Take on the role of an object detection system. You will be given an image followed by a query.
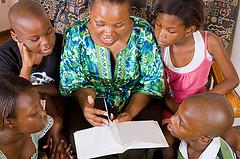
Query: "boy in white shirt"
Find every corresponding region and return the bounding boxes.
[167,93,239,159]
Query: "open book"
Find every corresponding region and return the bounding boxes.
[74,120,169,159]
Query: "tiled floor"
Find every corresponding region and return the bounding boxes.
[1,31,240,156]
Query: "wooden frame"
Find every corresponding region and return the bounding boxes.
[212,62,240,117]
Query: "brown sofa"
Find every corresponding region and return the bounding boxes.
[38,0,240,116]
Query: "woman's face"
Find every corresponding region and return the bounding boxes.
[88,1,132,47]
[12,87,47,134]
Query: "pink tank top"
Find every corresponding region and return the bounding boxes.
[163,31,213,104]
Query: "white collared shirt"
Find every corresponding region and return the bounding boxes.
[178,137,237,159]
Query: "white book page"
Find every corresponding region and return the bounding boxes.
[74,126,123,159]
[110,121,123,146]
[116,121,169,149]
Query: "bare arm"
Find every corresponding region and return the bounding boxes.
[17,41,36,80]
[20,65,32,80]
[36,83,59,96]
[74,88,96,109]
[43,95,66,156]
[163,72,179,113]
[165,95,179,113]
[17,42,59,96]
[207,32,239,94]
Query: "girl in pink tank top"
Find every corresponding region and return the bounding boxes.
[153,0,239,159]
[162,30,213,104]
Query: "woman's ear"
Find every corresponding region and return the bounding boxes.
[10,30,19,43]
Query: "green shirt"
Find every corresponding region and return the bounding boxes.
[178,137,239,159]
[60,16,164,113]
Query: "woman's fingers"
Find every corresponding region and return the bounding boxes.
[115,112,132,123]
[84,106,109,126]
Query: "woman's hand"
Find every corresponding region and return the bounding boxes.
[82,95,109,127]
[115,94,151,123]
[115,111,133,123]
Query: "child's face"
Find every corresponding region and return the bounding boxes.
[13,15,56,56]
[12,87,47,134]
[154,13,188,48]
[167,103,199,140]
[88,1,132,47]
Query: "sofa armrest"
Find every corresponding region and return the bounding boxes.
[212,62,240,117]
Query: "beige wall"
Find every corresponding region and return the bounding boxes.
[231,7,240,94]
[0,0,18,32]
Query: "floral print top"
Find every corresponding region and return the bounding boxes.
[60,16,164,113]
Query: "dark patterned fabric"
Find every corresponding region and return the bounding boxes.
[38,0,239,48]
[131,0,160,24]
[38,0,89,34]
[38,0,160,34]
[204,0,239,47]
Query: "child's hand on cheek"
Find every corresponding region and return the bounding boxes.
[17,41,36,68]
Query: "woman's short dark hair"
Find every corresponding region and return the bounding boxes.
[155,0,204,30]
[89,0,132,9]
[0,74,32,127]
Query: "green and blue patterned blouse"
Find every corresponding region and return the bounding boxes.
[60,16,164,113]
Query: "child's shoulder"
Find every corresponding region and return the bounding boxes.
[199,30,223,54]
[199,30,221,44]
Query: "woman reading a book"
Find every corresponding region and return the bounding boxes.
[60,0,164,158]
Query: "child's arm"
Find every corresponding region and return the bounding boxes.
[165,95,179,113]
[17,41,36,80]
[207,31,239,94]
[164,72,179,113]
[43,95,66,155]
[36,83,59,96]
